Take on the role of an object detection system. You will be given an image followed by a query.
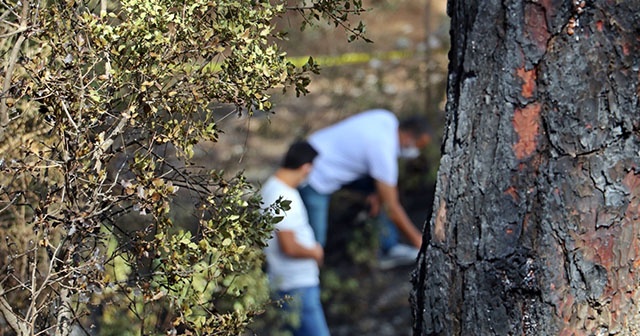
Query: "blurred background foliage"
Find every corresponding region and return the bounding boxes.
[243,1,449,334]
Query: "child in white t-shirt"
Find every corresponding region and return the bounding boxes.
[262,141,329,336]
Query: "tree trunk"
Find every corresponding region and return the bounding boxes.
[411,1,640,335]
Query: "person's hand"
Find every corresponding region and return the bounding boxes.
[312,243,324,267]
[409,231,423,249]
[366,193,381,217]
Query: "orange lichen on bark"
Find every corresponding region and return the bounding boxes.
[623,170,640,194]
[555,292,576,331]
[504,186,519,202]
[524,4,550,52]
[516,67,537,99]
[512,103,541,159]
[558,327,582,336]
[578,233,615,269]
[622,43,630,56]
[538,0,556,23]
[567,171,640,332]
[621,172,640,273]
[434,198,447,243]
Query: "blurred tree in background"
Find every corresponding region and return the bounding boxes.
[0,0,367,334]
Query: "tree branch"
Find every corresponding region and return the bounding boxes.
[0,26,28,39]
[0,0,30,141]
[0,283,28,335]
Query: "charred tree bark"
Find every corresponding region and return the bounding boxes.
[411,1,640,335]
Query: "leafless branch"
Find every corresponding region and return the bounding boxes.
[0,25,27,38]
[0,0,30,140]
[0,287,28,335]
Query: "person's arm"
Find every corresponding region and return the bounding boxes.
[277,230,324,266]
[375,180,423,248]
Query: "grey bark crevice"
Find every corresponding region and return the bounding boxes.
[443,0,479,154]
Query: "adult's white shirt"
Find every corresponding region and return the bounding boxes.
[307,109,400,194]
[262,176,320,291]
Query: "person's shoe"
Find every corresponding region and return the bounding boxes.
[378,244,419,270]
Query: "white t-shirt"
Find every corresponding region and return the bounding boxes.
[307,109,400,194]
[262,176,319,291]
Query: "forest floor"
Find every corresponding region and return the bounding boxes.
[199,0,450,334]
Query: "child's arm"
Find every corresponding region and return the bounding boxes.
[276,230,324,266]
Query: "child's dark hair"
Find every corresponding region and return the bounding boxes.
[281,141,318,169]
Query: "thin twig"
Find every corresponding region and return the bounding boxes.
[61,101,79,133]
[0,26,27,38]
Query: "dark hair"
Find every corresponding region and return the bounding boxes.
[399,115,432,137]
[281,141,318,169]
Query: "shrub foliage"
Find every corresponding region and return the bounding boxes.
[0,0,365,334]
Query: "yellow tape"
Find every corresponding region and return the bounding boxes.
[288,49,416,67]
[201,49,417,73]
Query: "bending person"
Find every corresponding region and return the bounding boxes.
[299,109,432,268]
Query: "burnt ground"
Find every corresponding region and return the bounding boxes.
[197,1,450,334]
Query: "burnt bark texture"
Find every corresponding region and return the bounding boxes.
[411,1,640,335]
